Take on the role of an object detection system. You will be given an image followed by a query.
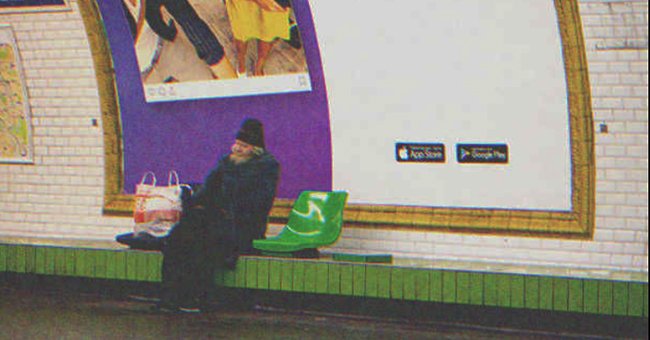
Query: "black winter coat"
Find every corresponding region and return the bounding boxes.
[190,151,280,255]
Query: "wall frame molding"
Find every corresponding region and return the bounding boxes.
[80,0,594,238]
[0,0,70,14]
[78,0,131,216]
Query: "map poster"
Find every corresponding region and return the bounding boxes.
[0,25,33,164]
[0,0,69,13]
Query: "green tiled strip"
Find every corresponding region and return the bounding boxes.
[0,244,647,318]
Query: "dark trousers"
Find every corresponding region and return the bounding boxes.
[160,208,225,307]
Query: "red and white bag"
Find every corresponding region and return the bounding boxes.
[133,171,189,237]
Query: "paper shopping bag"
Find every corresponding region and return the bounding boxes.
[133,171,189,236]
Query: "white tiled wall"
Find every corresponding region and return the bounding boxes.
[0,2,132,240]
[0,0,648,272]
[585,0,648,271]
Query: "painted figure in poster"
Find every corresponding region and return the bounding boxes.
[143,0,237,80]
[120,0,307,90]
[225,0,298,77]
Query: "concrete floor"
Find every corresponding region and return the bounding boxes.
[0,286,584,340]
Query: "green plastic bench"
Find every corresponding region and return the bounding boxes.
[253,191,348,256]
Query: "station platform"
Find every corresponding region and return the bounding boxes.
[1,236,647,323]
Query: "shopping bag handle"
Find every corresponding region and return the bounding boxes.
[140,171,156,186]
[168,170,180,186]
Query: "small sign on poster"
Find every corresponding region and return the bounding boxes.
[396,143,446,163]
[456,144,509,164]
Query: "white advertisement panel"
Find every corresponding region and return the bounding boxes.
[311,0,572,211]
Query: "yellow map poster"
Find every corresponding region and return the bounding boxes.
[0,25,32,163]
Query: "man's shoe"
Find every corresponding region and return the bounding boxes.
[178,305,201,313]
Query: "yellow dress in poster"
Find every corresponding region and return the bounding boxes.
[225,0,290,42]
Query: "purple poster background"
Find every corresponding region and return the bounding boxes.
[97,0,332,198]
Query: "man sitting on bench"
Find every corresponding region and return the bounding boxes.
[157,118,280,313]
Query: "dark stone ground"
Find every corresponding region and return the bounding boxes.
[1,275,646,339]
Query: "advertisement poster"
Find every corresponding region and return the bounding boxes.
[100,0,574,213]
[311,0,572,210]
[121,0,311,102]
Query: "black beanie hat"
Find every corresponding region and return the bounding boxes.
[236,118,265,148]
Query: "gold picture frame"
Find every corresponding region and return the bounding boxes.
[79,0,594,239]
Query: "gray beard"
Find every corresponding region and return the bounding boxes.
[229,153,253,165]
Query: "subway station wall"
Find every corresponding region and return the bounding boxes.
[0,0,647,272]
